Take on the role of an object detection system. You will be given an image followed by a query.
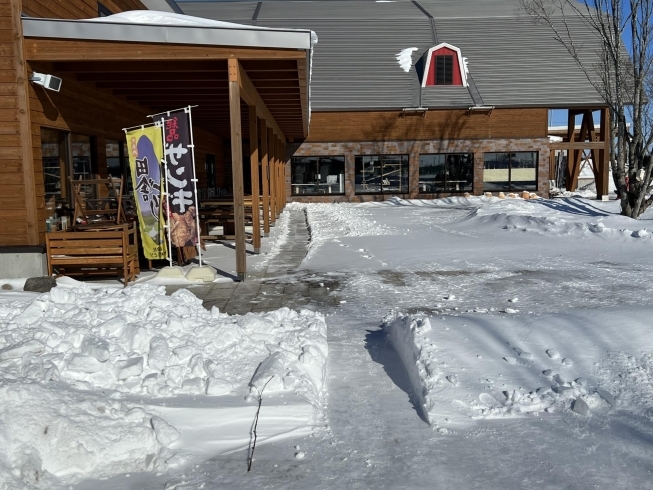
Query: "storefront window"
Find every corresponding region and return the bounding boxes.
[106,140,131,192]
[291,156,345,195]
[41,128,68,216]
[483,152,537,191]
[419,153,473,193]
[355,155,409,194]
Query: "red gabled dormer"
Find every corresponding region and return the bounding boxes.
[422,43,467,87]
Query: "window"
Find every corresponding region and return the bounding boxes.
[98,3,113,16]
[291,156,345,195]
[483,152,538,191]
[435,55,453,85]
[422,43,466,87]
[419,153,473,193]
[355,155,409,194]
[106,140,131,191]
[41,128,69,217]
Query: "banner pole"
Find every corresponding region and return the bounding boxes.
[158,119,173,268]
[185,105,204,267]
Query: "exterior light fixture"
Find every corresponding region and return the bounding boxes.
[29,72,62,92]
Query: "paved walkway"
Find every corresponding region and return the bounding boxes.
[166,209,340,315]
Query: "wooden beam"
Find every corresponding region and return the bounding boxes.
[54,61,227,73]
[598,107,610,199]
[24,39,307,62]
[549,141,606,150]
[12,0,38,245]
[249,105,261,253]
[297,57,309,137]
[228,59,247,280]
[260,119,271,236]
[238,64,285,141]
[268,127,277,224]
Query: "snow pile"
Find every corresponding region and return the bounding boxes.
[296,202,395,258]
[256,206,292,269]
[396,47,418,72]
[385,313,444,427]
[386,311,625,427]
[0,284,328,486]
[0,382,163,489]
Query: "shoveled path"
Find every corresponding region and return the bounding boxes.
[166,209,340,314]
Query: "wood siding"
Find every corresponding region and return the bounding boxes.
[305,108,549,143]
[0,0,147,246]
[22,0,145,19]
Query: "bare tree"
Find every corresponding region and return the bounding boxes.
[520,0,653,217]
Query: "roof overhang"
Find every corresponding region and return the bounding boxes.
[22,13,314,139]
[21,16,313,51]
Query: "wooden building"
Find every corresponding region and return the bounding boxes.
[182,0,611,204]
[1,0,611,277]
[0,0,313,278]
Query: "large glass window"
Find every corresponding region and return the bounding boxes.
[41,128,68,217]
[435,55,454,85]
[419,153,473,193]
[484,152,538,191]
[355,155,409,194]
[291,156,345,195]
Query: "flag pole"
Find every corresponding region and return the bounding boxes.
[185,105,203,267]
[158,119,173,268]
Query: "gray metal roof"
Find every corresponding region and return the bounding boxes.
[180,0,607,110]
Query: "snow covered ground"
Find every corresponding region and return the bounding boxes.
[0,284,327,489]
[3,195,653,488]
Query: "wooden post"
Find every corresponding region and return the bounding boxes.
[281,142,287,209]
[276,137,282,217]
[260,120,271,236]
[268,127,277,225]
[228,59,247,281]
[598,107,610,199]
[11,0,39,245]
[248,106,261,253]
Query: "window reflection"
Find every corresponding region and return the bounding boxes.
[291,156,345,195]
[483,152,537,191]
[419,153,473,193]
[355,155,409,194]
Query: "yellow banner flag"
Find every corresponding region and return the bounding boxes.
[125,126,168,260]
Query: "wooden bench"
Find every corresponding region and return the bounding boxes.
[45,223,139,287]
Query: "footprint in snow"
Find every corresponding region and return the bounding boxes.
[561,358,573,366]
[546,349,560,359]
[503,356,517,365]
[513,347,533,359]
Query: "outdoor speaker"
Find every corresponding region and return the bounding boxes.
[29,72,62,92]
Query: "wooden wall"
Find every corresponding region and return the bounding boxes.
[0,0,147,246]
[22,0,145,19]
[305,108,548,143]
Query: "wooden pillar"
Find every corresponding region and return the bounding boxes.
[228,59,247,281]
[11,0,38,245]
[268,128,277,224]
[260,120,271,236]
[277,138,283,215]
[248,106,261,253]
[597,107,610,199]
[279,141,286,210]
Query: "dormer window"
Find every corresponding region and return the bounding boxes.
[435,55,453,85]
[421,43,467,88]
